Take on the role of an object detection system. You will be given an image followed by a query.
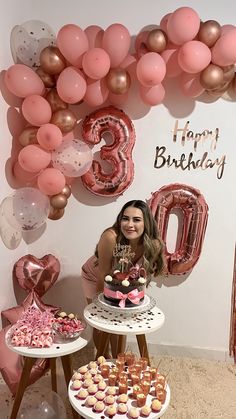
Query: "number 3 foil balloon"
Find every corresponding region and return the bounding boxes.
[149,183,209,275]
[81,106,135,197]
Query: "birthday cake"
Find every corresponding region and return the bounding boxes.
[103,245,147,308]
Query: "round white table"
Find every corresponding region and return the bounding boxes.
[68,361,170,419]
[84,294,165,363]
[6,329,88,419]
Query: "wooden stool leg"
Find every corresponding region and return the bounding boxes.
[96,332,111,358]
[50,358,57,392]
[10,357,37,419]
[117,335,126,354]
[136,335,150,365]
[61,355,79,419]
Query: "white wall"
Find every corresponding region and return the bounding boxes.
[0,0,236,360]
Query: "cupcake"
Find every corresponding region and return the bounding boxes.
[94,401,105,413]
[84,372,93,380]
[95,391,106,401]
[89,361,97,369]
[87,384,98,395]
[76,389,88,400]
[104,395,115,405]
[105,404,117,416]
[90,368,98,376]
[140,405,151,417]
[71,379,82,390]
[128,407,140,419]
[97,356,106,365]
[93,373,103,383]
[86,396,97,407]
[151,399,162,412]
[106,386,117,395]
[117,393,128,403]
[83,378,94,388]
[78,365,88,374]
[117,403,128,414]
[71,371,82,381]
[98,380,107,391]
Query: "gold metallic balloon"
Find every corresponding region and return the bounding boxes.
[50,109,77,133]
[18,126,39,147]
[146,29,167,53]
[198,20,221,47]
[222,65,235,84]
[50,194,68,209]
[40,46,66,75]
[207,81,230,97]
[48,207,65,220]
[200,64,224,89]
[46,88,68,113]
[106,68,131,95]
[61,184,72,198]
[36,66,56,88]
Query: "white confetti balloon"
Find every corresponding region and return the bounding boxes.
[52,139,93,177]
[10,20,56,68]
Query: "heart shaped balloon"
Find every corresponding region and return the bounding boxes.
[13,254,60,296]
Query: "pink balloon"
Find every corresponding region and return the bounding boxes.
[102,23,131,68]
[37,123,63,151]
[82,48,110,79]
[56,24,89,66]
[161,46,182,78]
[160,13,172,33]
[167,7,200,45]
[212,28,236,66]
[84,25,104,48]
[180,72,205,97]
[139,83,165,106]
[13,161,38,186]
[120,54,137,79]
[37,168,66,195]
[136,52,166,86]
[56,66,87,104]
[22,95,52,126]
[221,24,235,35]
[18,145,51,172]
[4,64,44,98]
[178,41,211,73]
[135,31,149,59]
[83,78,109,107]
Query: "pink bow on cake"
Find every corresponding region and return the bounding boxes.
[104,288,144,308]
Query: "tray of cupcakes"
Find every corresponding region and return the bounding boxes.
[68,352,170,419]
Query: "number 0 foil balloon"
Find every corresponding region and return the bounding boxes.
[81,106,135,196]
[149,183,209,275]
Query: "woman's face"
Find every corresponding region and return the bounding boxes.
[120,206,145,242]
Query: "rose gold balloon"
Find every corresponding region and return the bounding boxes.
[146,29,167,53]
[18,126,38,147]
[207,81,230,97]
[48,207,65,220]
[61,184,72,198]
[51,109,77,133]
[222,65,235,84]
[46,88,68,113]
[198,20,221,47]
[40,46,66,75]
[36,66,56,88]
[106,68,131,95]
[200,64,224,89]
[50,193,68,209]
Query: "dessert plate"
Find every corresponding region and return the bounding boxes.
[95,293,156,313]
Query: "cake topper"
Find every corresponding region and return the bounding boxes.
[113,244,135,272]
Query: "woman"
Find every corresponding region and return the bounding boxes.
[81,200,165,355]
